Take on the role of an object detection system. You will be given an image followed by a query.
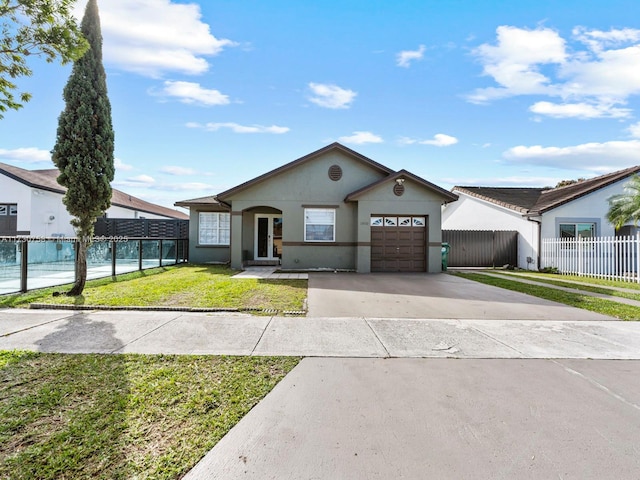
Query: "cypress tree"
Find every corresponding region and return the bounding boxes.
[51,0,114,296]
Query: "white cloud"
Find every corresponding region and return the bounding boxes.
[396,45,426,67]
[160,166,197,176]
[503,140,640,171]
[468,25,640,119]
[186,122,290,134]
[114,158,134,171]
[468,25,566,103]
[308,83,357,109]
[399,134,458,147]
[74,0,236,77]
[0,147,50,163]
[157,81,230,106]
[338,131,383,145]
[421,134,458,147]
[529,101,631,119]
[628,122,640,138]
[120,174,156,186]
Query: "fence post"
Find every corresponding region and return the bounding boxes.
[20,241,28,293]
[111,240,116,277]
[138,239,143,271]
[159,239,163,267]
[636,232,640,283]
[175,238,179,265]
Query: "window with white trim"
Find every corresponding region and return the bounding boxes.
[305,208,335,242]
[559,222,595,239]
[199,212,230,245]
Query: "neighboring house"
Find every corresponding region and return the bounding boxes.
[441,165,640,269]
[176,143,458,273]
[0,162,188,237]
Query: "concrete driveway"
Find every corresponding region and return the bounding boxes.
[307,272,615,320]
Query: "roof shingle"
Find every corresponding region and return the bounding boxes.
[0,163,188,220]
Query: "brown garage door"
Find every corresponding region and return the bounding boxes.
[371,216,427,272]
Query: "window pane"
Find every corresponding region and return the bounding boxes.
[577,223,594,238]
[305,208,336,241]
[199,212,230,245]
[559,224,576,238]
[305,225,334,241]
[306,209,334,224]
[370,217,382,226]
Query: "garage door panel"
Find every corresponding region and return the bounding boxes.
[370,216,427,272]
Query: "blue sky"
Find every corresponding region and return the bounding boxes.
[2,0,640,211]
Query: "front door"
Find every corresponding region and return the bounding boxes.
[255,215,282,260]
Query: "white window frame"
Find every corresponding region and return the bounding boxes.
[304,208,335,242]
[199,212,230,245]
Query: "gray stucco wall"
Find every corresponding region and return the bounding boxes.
[224,150,387,270]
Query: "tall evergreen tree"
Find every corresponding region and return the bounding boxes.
[51,0,113,296]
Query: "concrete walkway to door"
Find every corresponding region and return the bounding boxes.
[307,272,615,320]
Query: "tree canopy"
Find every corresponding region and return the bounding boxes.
[51,0,113,295]
[607,174,640,230]
[0,0,88,117]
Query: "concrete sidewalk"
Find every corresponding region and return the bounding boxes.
[184,357,640,480]
[1,308,640,359]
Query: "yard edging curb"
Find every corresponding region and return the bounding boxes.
[28,303,306,316]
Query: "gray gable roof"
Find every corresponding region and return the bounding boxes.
[0,162,188,220]
[454,165,640,215]
[216,142,394,201]
[345,169,458,203]
[452,187,543,214]
[174,195,230,210]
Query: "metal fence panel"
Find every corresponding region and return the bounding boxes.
[94,218,189,239]
[443,230,518,267]
[541,234,640,282]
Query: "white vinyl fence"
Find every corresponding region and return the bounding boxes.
[541,234,640,283]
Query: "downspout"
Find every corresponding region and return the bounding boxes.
[525,215,542,270]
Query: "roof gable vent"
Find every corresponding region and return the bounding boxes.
[328,164,343,181]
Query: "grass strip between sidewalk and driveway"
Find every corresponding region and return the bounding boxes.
[0,264,307,313]
[0,351,300,480]
[454,271,640,321]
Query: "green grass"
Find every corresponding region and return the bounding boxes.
[0,351,300,479]
[0,264,307,312]
[487,271,640,302]
[498,270,640,291]
[454,271,640,321]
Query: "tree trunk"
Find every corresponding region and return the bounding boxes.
[68,240,87,296]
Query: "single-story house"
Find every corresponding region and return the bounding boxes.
[176,142,458,272]
[441,165,640,269]
[0,162,188,237]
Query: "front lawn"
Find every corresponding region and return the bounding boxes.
[0,351,300,479]
[0,264,307,313]
[455,271,640,320]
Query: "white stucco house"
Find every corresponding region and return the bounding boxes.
[0,162,188,237]
[441,165,640,269]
